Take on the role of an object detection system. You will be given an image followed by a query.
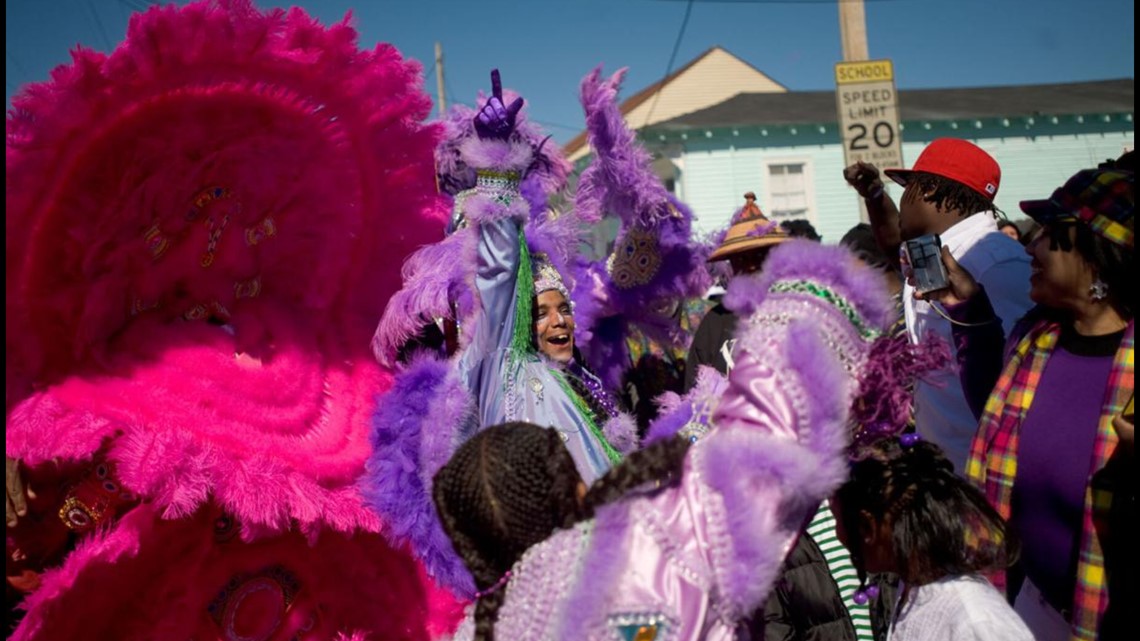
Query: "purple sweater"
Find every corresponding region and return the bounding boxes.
[948,291,1122,611]
[1012,328,1119,612]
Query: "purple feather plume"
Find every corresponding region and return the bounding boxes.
[359,356,477,597]
[569,67,711,386]
[850,331,951,454]
[372,229,477,366]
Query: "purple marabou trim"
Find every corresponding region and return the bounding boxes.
[745,220,780,238]
[644,366,725,445]
[602,413,638,454]
[780,321,853,459]
[359,356,476,596]
[701,320,850,615]
[436,94,570,197]
[851,331,950,452]
[461,191,530,224]
[459,136,532,173]
[372,229,476,366]
[644,399,692,446]
[723,240,893,333]
[553,501,633,640]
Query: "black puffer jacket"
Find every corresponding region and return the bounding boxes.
[751,534,895,641]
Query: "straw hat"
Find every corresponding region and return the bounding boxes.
[708,208,791,262]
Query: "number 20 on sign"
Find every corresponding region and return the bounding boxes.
[834,59,903,169]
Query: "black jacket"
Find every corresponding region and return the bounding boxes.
[683,302,737,391]
[753,534,895,641]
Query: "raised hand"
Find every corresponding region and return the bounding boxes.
[474,69,524,140]
[843,161,885,199]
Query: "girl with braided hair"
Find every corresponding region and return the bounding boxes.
[432,239,923,640]
[830,439,1031,640]
[432,422,588,641]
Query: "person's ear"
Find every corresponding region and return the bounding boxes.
[858,509,879,544]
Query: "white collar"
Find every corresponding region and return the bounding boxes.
[938,211,998,254]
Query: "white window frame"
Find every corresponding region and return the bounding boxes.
[762,157,817,225]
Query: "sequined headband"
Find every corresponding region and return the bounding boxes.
[533,260,569,300]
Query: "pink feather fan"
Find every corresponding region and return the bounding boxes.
[5,0,447,532]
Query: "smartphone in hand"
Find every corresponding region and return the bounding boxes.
[904,234,951,295]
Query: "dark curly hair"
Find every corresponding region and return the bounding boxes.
[1032,152,1135,320]
[906,171,1005,220]
[432,423,586,641]
[1038,222,1134,320]
[834,439,1015,587]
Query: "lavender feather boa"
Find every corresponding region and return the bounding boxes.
[359,355,477,596]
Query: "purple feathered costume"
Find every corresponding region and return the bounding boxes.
[447,240,911,640]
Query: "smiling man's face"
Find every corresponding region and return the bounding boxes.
[534,289,575,363]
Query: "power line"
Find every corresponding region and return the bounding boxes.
[643,0,695,127]
[651,0,899,4]
[118,0,152,12]
[82,0,114,51]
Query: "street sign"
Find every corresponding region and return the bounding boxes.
[835,59,903,170]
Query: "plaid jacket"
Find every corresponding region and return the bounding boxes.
[966,318,1134,641]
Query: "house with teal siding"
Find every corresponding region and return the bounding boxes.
[635,79,1134,243]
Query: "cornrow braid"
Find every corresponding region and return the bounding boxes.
[835,439,1015,586]
[432,422,586,641]
[583,434,692,512]
[908,172,1005,220]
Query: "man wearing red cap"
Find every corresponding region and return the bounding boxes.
[843,138,1032,473]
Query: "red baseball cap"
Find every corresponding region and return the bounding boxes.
[884,138,1001,201]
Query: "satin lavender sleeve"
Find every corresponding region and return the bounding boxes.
[463,216,521,361]
[708,352,800,442]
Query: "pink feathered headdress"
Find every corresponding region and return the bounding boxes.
[5,0,445,533]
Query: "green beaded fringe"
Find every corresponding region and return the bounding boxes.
[510,226,535,356]
[550,369,623,466]
[508,224,622,466]
[769,280,881,340]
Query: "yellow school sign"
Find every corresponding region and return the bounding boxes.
[835,59,903,170]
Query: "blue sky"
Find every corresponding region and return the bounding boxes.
[6,0,1135,144]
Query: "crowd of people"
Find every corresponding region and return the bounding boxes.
[4,3,1134,641]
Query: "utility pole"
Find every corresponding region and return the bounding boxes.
[838,0,871,221]
[838,0,869,62]
[434,41,446,117]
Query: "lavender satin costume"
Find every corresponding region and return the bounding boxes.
[451,241,895,641]
[457,210,618,482]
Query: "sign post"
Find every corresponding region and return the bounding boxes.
[835,59,903,221]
